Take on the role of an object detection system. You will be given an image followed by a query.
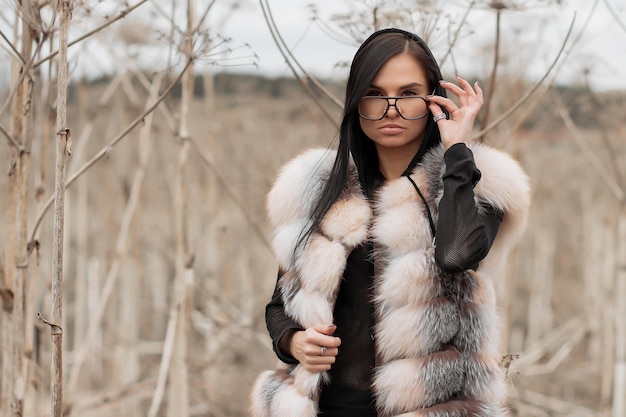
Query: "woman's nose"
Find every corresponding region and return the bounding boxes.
[386,101,400,118]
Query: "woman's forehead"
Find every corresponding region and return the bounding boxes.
[371,53,428,88]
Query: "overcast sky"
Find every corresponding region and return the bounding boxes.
[0,0,623,92]
[211,0,626,92]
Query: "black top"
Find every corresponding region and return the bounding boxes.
[264,143,503,417]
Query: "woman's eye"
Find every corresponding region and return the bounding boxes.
[402,90,419,96]
[365,90,382,97]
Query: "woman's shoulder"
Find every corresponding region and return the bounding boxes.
[469,142,532,245]
[266,148,337,226]
[468,142,530,202]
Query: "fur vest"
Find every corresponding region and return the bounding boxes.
[250,143,531,417]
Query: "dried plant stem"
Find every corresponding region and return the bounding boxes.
[259,0,341,127]
[473,14,576,141]
[167,4,194,415]
[583,79,626,191]
[0,28,25,63]
[603,0,626,35]
[514,389,595,417]
[1,121,21,150]
[478,7,501,134]
[0,1,37,416]
[514,316,587,369]
[69,376,157,415]
[12,8,35,417]
[33,0,149,68]
[613,212,626,417]
[47,1,73,416]
[189,137,272,252]
[0,37,44,121]
[439,1,474,67]
[146,276,184,417]
[553,92,625,202]
[66,74,163,395]
[27,58,193,248]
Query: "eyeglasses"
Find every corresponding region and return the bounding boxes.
[358,95,429,121]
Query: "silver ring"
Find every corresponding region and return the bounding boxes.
[433,113,447,122]
[321,346,327,357]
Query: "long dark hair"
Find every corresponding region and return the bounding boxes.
[297,28,448,252]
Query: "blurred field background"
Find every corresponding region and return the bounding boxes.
[1,1,626,416]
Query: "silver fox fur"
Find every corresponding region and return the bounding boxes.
[250,143,531,417]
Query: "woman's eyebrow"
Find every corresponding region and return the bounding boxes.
[369,82,426,90]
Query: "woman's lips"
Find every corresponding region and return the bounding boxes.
[379,124,405,135]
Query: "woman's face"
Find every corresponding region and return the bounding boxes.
[358,52,430,154]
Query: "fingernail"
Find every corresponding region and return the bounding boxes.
[439,80,446,84]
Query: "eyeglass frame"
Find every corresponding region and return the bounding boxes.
[358,91,435,121]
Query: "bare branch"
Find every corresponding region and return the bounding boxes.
[259,0,341,127]
[439,1,475,67]
[50,1,72,415]
[473,14,576,141]
[147,0,184,37]
[478,7,502,135]
[33,0,150,68]
[193,0,219,34]
[583,76,626,191]
[603,0,626,35]
[68,377,156,415]
[553,91,625,202]
[0,122,22,151]
[66,74,164,394]
[27,58,194,247]
[189,137,272,253]
[0,28,26,63]
[0,39,45,119]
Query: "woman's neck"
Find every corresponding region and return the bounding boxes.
[376,142,421,180]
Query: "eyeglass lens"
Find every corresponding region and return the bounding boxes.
[358,97,428,120]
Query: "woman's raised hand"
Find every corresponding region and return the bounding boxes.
[427,76,483,149]
[287,324,341,373]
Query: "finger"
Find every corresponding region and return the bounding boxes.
[306,329,341,348]
[307,351,337,364]
[319,347,339,358]
[313,324,337,336]
[474,81,484,104]
[427,96,457,115]
[439,80,466,97]
[456,76,476,96]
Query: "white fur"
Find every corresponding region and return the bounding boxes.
[374,359,427,414]
[320,196,370,247]
[471,143,531,278]
[375,250,433,308]
[252,144,530,417]
[374,356,462,413]
[272,219,309,268]
[270,384,317,417]
[372,202,432,256]
[249,370,275,417]
[296,234,347,297]
[464,354,508,405]
[267,149,335,227]
[375,174,425,210]
[292,366,326,397]
[285,289,333,328]
[375,303,457,361]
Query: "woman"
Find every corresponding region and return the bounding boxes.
[250,28,530,417]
